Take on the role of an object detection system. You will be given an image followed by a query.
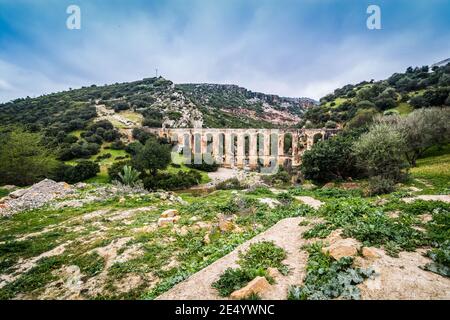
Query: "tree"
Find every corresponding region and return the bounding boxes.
[301,133,361,183]
[0,128,58,186]
[353,123,408,182]
[379,108,450,166]
[346,108,378,130]
[132,138,171,175]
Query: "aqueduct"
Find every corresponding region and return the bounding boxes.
[143,127,338,169]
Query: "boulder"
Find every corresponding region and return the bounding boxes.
[1,185,16,191]
[161,209,179,218]
[267,267,281,279]
[9,188,28,199]
[258,198,281,209]
[157,216,179,227]
[323,238,360,260]
[218,216,235,232]
[361,247,380,260]
[230,276,271,300]
[322,182,336,189]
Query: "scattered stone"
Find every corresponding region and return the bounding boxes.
[323,238,360,260]
[322,182,336,189]
[258,198,281,209]
[119,197,126,204]
[218,215,235,232]
[158,216,179,227]
[203,233,211,244]
[293,196,323,210]
[407,186,422,192]
[74,182,88,190]
[340,182,360,190]
[9,188,28,199]
[161,209,179,218]
[419,214,433,223]
[403,195,450,203]
[301,183,317,191]
[230,276,271,300]
[374,198,389,206]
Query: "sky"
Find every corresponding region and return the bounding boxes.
[0,0,449,102]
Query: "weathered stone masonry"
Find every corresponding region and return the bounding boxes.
[143,127,338,169]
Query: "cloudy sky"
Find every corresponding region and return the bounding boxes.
[0,0,449,102]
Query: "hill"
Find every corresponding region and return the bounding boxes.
[303,62,450,128]
[0,77,314,134]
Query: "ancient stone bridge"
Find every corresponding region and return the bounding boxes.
[143,127,338,169]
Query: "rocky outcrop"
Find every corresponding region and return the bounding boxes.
[0,179,74,216]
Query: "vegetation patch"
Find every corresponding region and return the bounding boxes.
[288,242,374,300]
[212,241,287,297]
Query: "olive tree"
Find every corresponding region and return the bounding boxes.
[353,123,408,181]
[377,107,450,166]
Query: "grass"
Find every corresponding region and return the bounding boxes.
[387,102,413,115]
[410,145,450,193]
[0,188,9,198]
[118,111,143,124]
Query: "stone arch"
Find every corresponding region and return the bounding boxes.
[284,132,293,155]
[313,132,323,144]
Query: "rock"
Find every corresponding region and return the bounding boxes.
[407,186,422,192]
[161,209,179,218]
[230,276,271,300]
[403,195,450,204]
[157,216,179,227]
[362,247,380,260]
[218,215,235,232]
[293,196,323,210]
[267,267,281,279]
[119,197,126,204]
[323,238,360,260]
[0,179,74,216]
[9,188,28,199]
[302,183,317,191]
[258,198,281,209]
[340,182,360,190]
[203,233,211,244]
[74,182,88,189]
[322,182,335,189]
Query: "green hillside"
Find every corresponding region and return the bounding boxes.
[303,63,450,128]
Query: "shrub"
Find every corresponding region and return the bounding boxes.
[143,170,201,191]
[301,133,360,183]
[108,160,132,182]
[110,140,126,150]
[118,165,141,186]
[185,154,219,172]
[367,176,396,196]
[237,241,287,273]
[132,138,171,175]
[54,160,100,183]
[353,123,408,182]
[216,178,243,190]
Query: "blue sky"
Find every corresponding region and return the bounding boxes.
[0,0,449,102]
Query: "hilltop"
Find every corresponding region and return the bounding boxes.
[303,61,450,128]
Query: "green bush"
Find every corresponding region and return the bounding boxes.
[301,133,361,183]
[56,161,100,184]
[143,170,201,191]
[185,155,219,172]
[212,267,265,297]
[367,176,396,196]
[216,178,243,190]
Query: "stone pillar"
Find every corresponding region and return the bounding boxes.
[277,132,284,166]
[236,133,245,168]
[292,133,300,166]
[263,131,271,166]
[201,131,208,155]
[212,133,222,164]
[224,132,233,167]
[249,133,258,169]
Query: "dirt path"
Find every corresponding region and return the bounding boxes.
[156,217,311,300]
